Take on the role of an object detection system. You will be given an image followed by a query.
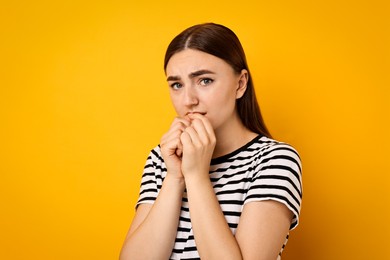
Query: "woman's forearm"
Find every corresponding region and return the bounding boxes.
[185,174,243,260]
[120,175,185,260]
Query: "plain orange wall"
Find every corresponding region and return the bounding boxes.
[1,1,389,259]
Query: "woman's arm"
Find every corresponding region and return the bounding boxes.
[180,114,243,259]
[235,201,293,260]
[185,174,243,259]
[181,114,294,259]
[185,176,292,260]
[119,175,185,260]
[120,118,191,260]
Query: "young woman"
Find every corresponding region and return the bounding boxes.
[120,23,302,260]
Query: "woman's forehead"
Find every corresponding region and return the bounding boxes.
[166,49,232,75]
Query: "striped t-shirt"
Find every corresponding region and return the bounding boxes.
[136,135,302,259]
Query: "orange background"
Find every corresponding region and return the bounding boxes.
[1,1,389,259]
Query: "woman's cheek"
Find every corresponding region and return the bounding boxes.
[206,115,217,130]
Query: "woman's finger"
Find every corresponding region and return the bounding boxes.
[182,126,200,146]
[189,118,210,144]
[188,114,215,143]
[161,117,191,143]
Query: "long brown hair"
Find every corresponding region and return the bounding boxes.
[164,23,271,138]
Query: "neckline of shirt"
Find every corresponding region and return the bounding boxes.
[210,134,263,165]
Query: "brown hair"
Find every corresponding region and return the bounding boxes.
[164,23,271,138]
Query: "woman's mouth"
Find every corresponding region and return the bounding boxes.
[186,112,207,116]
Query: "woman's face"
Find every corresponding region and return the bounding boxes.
[165,49,247,133]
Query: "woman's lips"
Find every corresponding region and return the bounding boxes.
[186,112,207,116]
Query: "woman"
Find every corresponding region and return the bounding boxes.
[120,23,302,260]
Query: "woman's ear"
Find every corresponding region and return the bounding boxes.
[236,69,249,99]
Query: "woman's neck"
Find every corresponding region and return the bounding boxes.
[212,118,257,159]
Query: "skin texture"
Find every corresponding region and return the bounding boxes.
[120,49,293,260]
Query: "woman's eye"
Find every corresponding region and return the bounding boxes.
[199,78,213,86]
[170,82,182,90]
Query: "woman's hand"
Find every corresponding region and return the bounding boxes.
[180,114,216,179]
[160,117,191,180]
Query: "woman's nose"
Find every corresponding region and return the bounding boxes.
[183,86,199,106]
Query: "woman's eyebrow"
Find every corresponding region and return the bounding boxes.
[189,70,215,78]
[167,75,180,81]
[167,70,215,82]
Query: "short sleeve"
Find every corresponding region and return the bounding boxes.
[135,148,162,208]
[244,143,302,230]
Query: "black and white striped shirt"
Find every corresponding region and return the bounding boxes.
[137,135,302,259]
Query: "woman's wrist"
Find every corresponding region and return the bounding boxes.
[183,170,210,187]
[164,173,186,190]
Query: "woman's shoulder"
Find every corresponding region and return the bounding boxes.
[256,136,300,158]
[255,136,301,165]
[145,145,164,163]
